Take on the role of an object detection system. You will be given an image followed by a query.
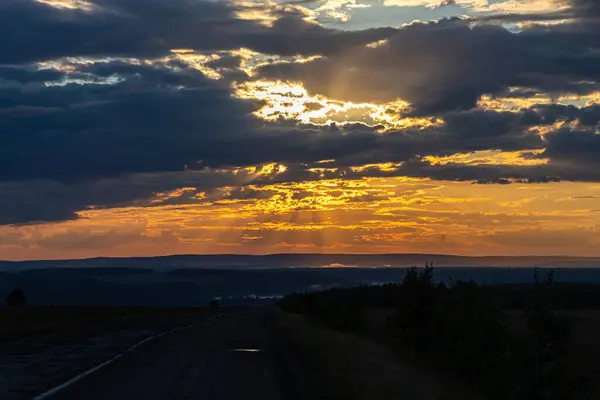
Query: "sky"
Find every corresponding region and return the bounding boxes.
[2,0,600,260]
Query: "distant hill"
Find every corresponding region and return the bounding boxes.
[2,254,600,306]
[2,260,600,306]
[2,253,600,272]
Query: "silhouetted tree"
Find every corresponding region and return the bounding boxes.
[519,270,584,399]
[389,264,439,351]
[209,299,220,308]
[5,289,26,307]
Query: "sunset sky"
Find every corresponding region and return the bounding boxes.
[2,0,600,260]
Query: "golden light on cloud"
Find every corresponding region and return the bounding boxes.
[383,0,491,9]
[234,80,443,131]
[478,90,600,112]
[239,179,380,214]
[169,50,223,80]
[234,8,279,27]
[35,51,445,131]
[4,177,600,260]
[478,93,553,111]
[256,163,288,176]
[36,0,95,10]
[170,49,196,54]
[227,49,323,78]
[232,0,370,25]
[168,48,323,86]
[366,39,389,48]
[383,0,569,18]
[477,0,570,15]
[314,0,371,23]
[232,0,318,27]
[350,163,404,172]
[423,150,548,167]
[150,187,197,204]
[528,120,581,140]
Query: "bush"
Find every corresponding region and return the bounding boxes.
[5,288,26,307]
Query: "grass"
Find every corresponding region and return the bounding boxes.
[269,309,482,400]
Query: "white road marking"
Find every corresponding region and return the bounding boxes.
[30,313,224,400]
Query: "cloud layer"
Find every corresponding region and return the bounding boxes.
[1,0,600,236]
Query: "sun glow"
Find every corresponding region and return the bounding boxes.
[5,176,600,259]
[36,0,95,10]
[234,80,443,131]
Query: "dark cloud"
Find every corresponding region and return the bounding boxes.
[533,104,600,126]
[256,19,522,112]
[1,0,600,226]
[256,9,600,113]
[0,65,64,84]
[0,62,259,181]
[0,170,247,225]
[542,127,600,165]
[442,109,542,148]
[474,179,512,185]
[0,56,552,184]
[0,0,394,63]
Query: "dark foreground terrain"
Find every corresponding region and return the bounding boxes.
[7,265,600,400]
[280,267,600,400]
[41,309,280,400]
[1,305,487,400]
[4,257,600,307]
[1,307,281,400]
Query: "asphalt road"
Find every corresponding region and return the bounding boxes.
[37,309,282,400]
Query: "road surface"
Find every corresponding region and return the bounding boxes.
[37,309,282,400]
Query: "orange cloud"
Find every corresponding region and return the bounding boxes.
[2,179,600,259]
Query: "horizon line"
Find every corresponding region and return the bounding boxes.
[2,252,600,263]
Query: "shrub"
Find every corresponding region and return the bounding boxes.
[5,288,26,307]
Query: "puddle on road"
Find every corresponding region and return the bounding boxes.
[228,348,263,353]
